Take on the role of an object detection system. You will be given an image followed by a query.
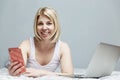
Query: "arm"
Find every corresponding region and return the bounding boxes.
[57,42,74,75]
[19,40,30,66]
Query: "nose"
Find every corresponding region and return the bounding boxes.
[42,25,48,31]
[43,24,47,29]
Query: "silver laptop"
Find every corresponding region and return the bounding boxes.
[63,42,120,78]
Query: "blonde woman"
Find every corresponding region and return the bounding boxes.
[8,7,73,77]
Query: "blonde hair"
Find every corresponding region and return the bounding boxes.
[34,7,60,43]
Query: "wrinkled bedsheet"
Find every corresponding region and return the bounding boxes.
[0,68,120,80]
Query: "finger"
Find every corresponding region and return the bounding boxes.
[25,74,37,78]
[8,62,19,75]
[10,65,24,76]
[25,68,28,71]
[24,72,33,77]
[13,66,23,76]
[25,68,31,73]
[10,63,22,74]
[8,61,19,70]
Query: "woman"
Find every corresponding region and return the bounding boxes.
[8,7,73,77]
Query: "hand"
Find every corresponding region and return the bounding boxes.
[8,61,25,76]
[24,68,43,77]
[24,68,57,78]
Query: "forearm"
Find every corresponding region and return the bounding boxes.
[39,69,73,76]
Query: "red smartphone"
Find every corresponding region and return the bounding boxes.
[8,47,26,73]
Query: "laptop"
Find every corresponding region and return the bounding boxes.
[61,42,120,78]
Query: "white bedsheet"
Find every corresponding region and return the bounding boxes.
[0,68,120,80]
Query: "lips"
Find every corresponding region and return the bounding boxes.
[41,32,49,37]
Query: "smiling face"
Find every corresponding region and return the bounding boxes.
[37,15,55,40]
[34,7,60,43]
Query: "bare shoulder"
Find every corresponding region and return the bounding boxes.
[19,39,30,47]
[60,41,70,49]
[60,41,71,56]
[19,39,30,51]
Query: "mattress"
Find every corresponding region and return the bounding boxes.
[0,68,120,80]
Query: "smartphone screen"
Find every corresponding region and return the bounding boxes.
[8,47,26,73]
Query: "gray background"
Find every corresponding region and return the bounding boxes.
[0,0,120,70]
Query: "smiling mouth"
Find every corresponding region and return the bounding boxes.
[41,32,49,37]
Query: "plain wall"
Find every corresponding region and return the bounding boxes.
[0,0,120,70]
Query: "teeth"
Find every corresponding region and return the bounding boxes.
[42,32,47,34]
[41,32,48,35]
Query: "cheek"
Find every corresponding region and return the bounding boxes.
[36,27,41,33]
[50,25,55,31]
[37,26,41,30]
[50,28,55,34]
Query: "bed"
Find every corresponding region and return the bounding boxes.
[0,68,120,80]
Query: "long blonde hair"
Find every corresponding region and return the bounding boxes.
[34,7,60,43]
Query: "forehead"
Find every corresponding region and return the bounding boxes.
[38,15,53,22]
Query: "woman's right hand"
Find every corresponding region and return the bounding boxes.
[8,61,24,76]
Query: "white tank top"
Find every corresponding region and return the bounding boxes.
[26,37,61,72]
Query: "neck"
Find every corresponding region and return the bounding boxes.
[35,37,55,51]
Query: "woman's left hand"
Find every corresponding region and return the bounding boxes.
[24,68,44,77]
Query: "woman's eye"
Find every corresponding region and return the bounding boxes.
[47,22,52,25]
[38,23,43,25]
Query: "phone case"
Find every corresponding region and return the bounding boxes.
[8,47,26,73]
